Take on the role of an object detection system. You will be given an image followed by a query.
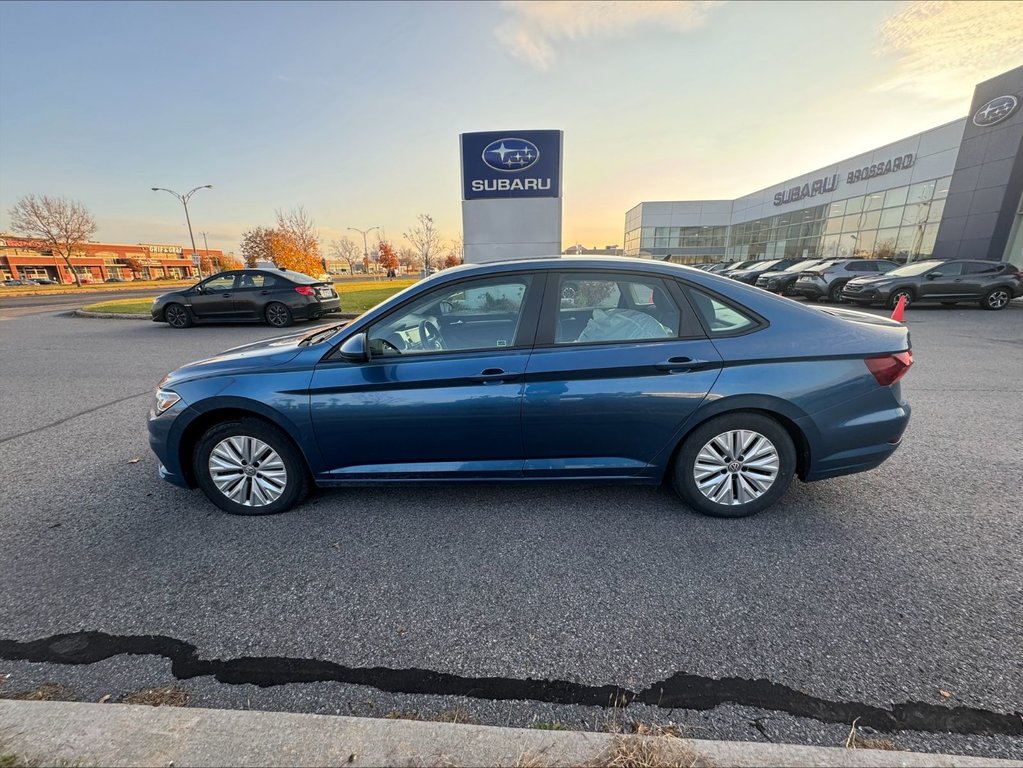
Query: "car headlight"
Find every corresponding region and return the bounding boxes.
[155,388,181,414]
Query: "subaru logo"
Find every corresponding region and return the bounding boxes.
[482,138,540,173]
[972,95,1019,127]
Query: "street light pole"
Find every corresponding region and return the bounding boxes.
[151,185,213,280]
[347,226,379,276]
[201,231,211,273]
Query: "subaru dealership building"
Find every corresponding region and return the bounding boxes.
[624,66,1023,268]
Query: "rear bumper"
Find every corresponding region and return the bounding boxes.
[802,390,911,482]
[293,298,341,319]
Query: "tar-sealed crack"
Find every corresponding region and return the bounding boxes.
[1,631,1019,737]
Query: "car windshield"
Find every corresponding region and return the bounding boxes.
[885,261,943,277]
[784,259,820,272]
[724,261,755,271]
[751,259,783,270]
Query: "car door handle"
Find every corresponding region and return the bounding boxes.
[469,368,520,383]
[654,357,708,372]
[222,293,232,297]
[260,290,271,295]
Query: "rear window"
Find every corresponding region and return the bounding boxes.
[266,270,319,284]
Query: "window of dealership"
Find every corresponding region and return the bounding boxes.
[624,65,1023,269]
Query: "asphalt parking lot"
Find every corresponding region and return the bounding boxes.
[1,302,1021,760]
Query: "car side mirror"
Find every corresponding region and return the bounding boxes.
[193,285,203,294]
[338,332,370,363]
[925,271,941,279]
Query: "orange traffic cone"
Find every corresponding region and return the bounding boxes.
[890,294,907,322]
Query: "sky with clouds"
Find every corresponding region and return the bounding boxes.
[1,0,1021,255]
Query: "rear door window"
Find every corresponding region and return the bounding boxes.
[237,273,277,290]
[962,261,1002,275]
[554,274,681,344]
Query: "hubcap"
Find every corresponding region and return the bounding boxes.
[694,429,779,506]
[267,305,288,325]
[208,436,287,507]
[989,291,1008,308]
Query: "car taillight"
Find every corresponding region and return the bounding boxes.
[865,351,913,386]
[295,285,315,296]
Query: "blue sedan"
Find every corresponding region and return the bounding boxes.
[148,257,913,518]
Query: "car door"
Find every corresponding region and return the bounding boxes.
[521,271,723,478]
[308,272,544,479]
[189,273,239,319]
[233,272,278,319]
[960,261,1002,298]
[919,261,964,299]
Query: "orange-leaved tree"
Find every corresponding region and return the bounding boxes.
[378,241,399,273]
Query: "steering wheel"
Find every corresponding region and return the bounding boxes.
[418,319,444,350]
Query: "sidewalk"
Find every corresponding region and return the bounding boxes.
[2,700,1018,768]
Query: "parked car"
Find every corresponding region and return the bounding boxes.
[150,268,341,329]
[727,258,796,285]
[755,259,828,295]
[2,278,39,286]
[701,262,737,274]
[28,277,59,285]
[149,257,913,519]
[105,276,127,283]
[842,259,1022,310]
[719,260,758,274]
[792,259,899,302]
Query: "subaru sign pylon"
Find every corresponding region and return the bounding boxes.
[461,129,563,263]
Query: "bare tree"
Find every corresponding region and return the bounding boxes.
[8,195,97,287]
[404,213,441,273]
[329,236,362,274]
[397,246,419,274]
[450,235,464,264]
[275,207,320,260]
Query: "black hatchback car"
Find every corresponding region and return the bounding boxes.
[842,259,1023,310]
[152,268,341,328]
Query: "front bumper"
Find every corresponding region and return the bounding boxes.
[792,280,828,298]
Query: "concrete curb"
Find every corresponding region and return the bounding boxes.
[75,309,151,319]
[0,700,1017,768]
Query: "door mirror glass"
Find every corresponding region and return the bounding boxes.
[338,332,369,362]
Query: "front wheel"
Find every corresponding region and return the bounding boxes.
[672,413,796,518]
[981,288,1011,311]
[164,303,192,328]
[265,302,293,327]
[194,418,309,515]
[887,289,913,310]
[828,282,847,303]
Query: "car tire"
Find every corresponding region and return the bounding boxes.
[887,289,913,310]
[981,287,1011,311]
[672,412,796,518]
[265,302,293,327]
[828,282,847,303]
[164,303,193,328]
[193,418,310,516]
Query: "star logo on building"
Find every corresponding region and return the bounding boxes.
[482,138,540,172]
[973,95,1019,127]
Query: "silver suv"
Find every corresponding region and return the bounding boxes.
[791,259,899,302]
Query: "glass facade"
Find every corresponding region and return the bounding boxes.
[625,175,952,264]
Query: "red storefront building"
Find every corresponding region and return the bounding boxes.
[0,237,225,283]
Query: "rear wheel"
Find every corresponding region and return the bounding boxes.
[164,303,192,328]
[193,418,309,515]
[265,302,293,327]
[672,413,796,518]
[887,289,913,310]
[981,288,1011,311]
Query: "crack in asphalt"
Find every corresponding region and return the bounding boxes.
[1,631,1020,737]
[0,391,151,445]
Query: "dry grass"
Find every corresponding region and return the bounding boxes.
[120,685,188,707]
[592,734,712,768]
[844,718,900,751]
[434,707,476,725]
[2,683,77,702]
